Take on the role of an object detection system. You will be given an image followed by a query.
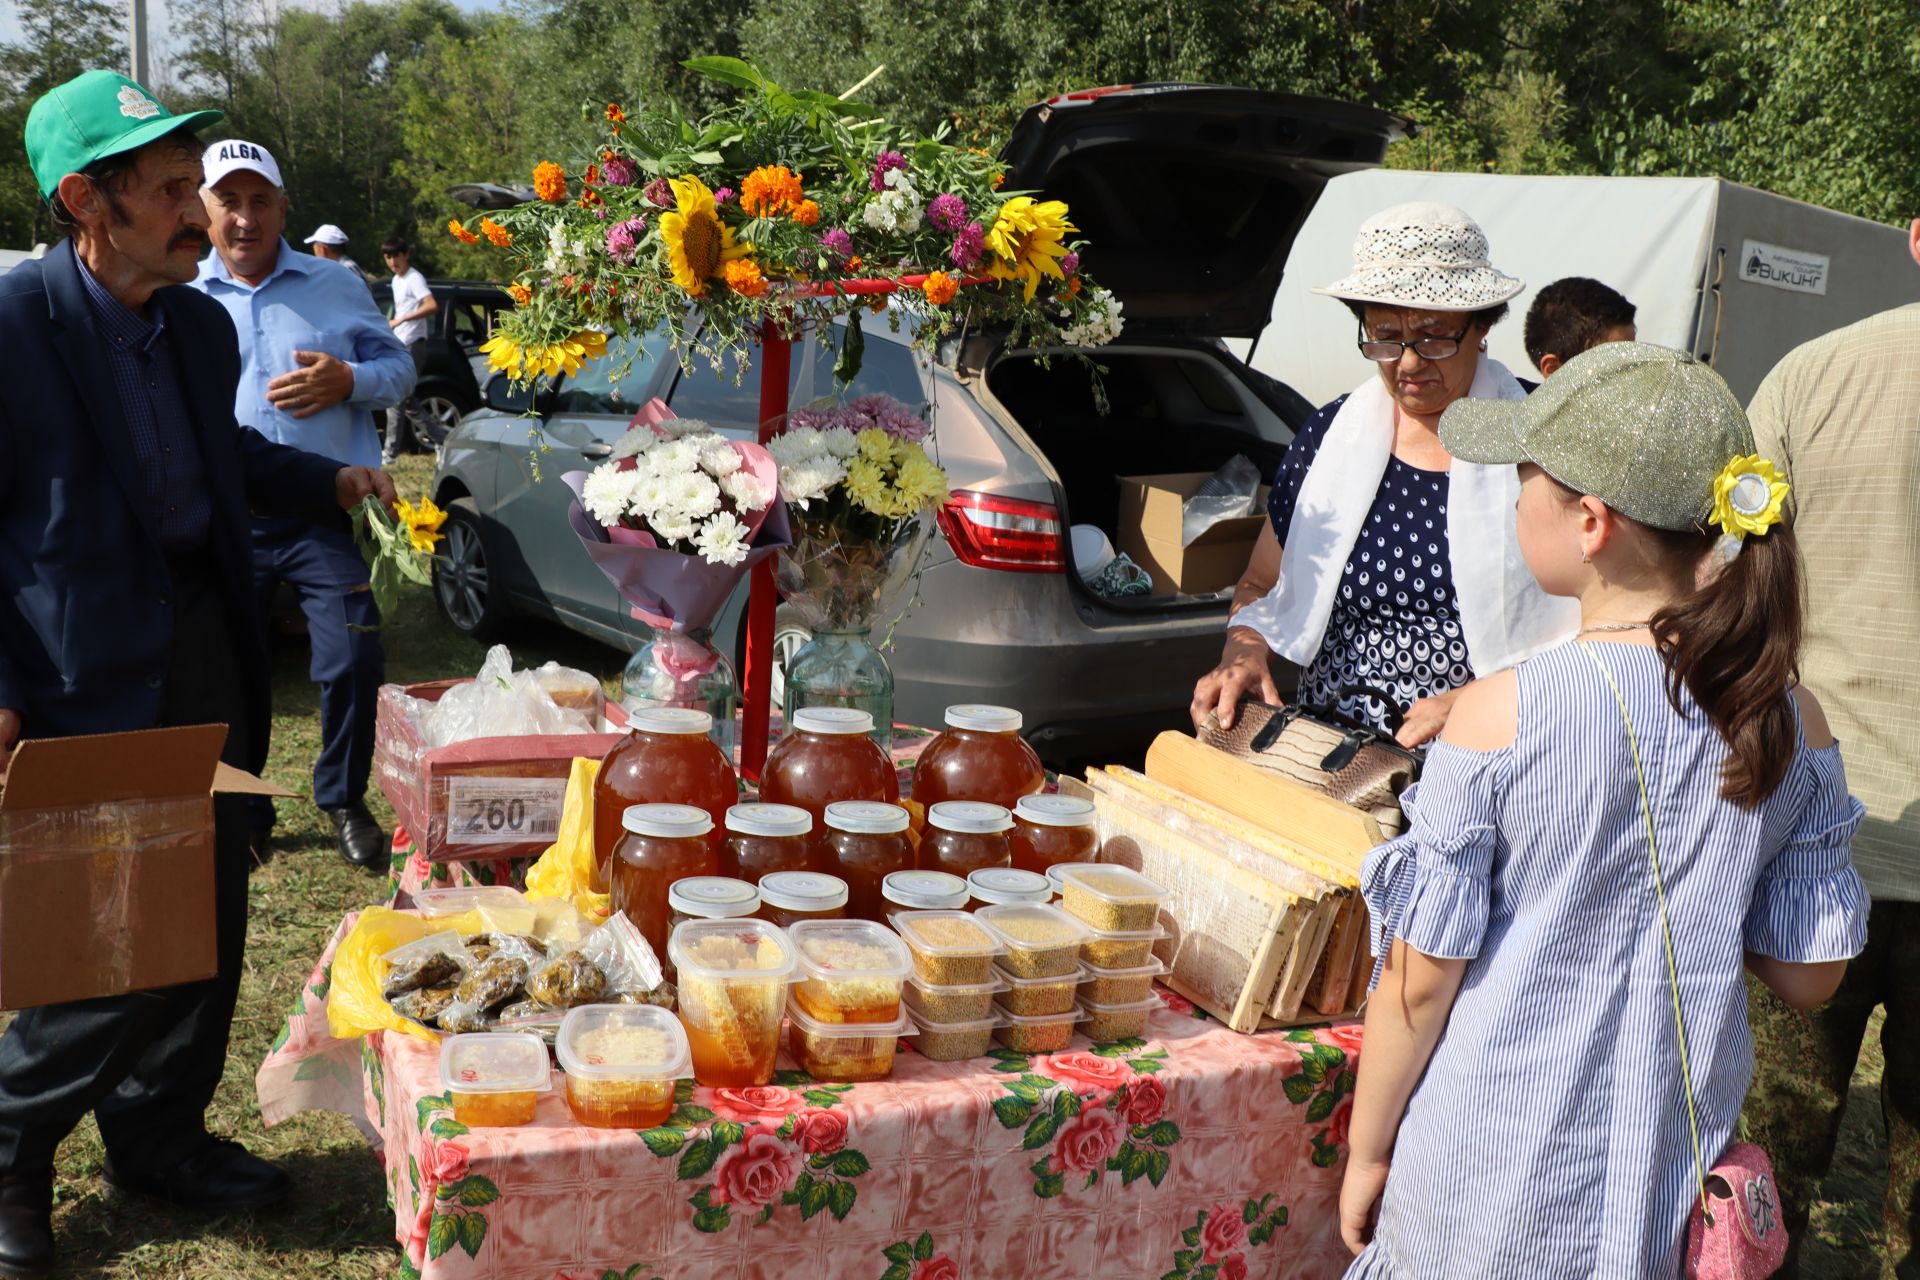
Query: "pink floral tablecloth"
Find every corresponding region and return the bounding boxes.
[258,918,1362,1280]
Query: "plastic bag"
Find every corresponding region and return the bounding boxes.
[1181,454,1261,547]
[378,930,470,999]
[328,907,445,1042]
[421,645,599,749]
[579,911,665,995]
[523,756,611,920]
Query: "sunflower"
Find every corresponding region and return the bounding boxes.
[985,197,1076,301]
[394,496,449,553]
[480,329,608,381]
[658,175,751,298]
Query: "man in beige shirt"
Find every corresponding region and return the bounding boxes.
[1744,218,1920,1278]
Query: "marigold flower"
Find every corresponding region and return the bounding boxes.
[584,163,601,187]
[921,270,959,305]
[508,282,532,305]
[741,165,805,218]
[605,103,626,134]
[533,161,568,203]
[722,258,769,298]
[792,199,820,227]
[579,189,602,207]
[447,219,480,245]
[478,217,511,247]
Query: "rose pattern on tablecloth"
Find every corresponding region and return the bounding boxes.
[1155,986,1206,1020]
[397,1093,500,1265]
[553,1269,666,1280]
[876,1231,959,1280]
[987,1038,1181,1197]
[1162,1195,1290,1280]
[637,1073,870,1232]
[1282,1028,1358,1168]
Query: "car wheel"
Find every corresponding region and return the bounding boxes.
[412,390,472,452]
[433,498,507,640]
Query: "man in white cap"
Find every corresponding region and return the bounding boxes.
[302,223,368,285]
[190,138,416,871]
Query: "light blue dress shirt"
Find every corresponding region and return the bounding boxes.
[192,241,415,468]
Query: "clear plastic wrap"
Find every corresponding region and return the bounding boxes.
[1180,454,1261,547]
[422,646,599,748]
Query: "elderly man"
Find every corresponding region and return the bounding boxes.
[0,70,393,1277]
[192,140,415,869]
[302,223,368,284]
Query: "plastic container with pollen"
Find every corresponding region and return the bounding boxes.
[991,1002,1082,1055]
[902,971,1007,1025]
[788,918,912,1024]
[976,903,1091,979]
[755,871,848,929]
[1010,794,1100,876]
[966,866,1052,910]
[921,802,1013,878]
[820,801,914,922]
[890,908,1003,986]
[439,1032,552,1127]
[609,803,717,961]
[993,961,1087,1017]
[556,1004,691,1129]
[1054,864,1168,934]
[669,918,796,1088]
[904,1007,1002,1062]
[1078,994,1160,1043]
[1078,956,1167,1007]
[718,803,814,883]
[785,1000,915,1083]
[758,707,899,830]
[911,705,1046,812]
[1080,923,1169,971]
[593,707,737,878]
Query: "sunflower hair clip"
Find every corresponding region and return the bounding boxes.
[1708,454,1789,562]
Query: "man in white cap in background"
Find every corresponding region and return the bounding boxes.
[302,223,368,285]
[190,138,415,872]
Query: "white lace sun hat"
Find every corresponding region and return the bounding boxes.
[1312,201,1524,311]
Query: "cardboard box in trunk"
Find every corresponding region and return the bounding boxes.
[374,680,629,864]
[1115,473,1271,596]
[0,724,291,1010]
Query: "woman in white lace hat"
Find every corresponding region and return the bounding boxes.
[1190,202,1578,746]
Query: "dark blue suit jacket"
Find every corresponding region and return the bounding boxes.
[0,240,343,754]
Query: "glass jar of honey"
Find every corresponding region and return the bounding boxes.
[921,801,1013,878]
[610,804,717,960]
[755,870,849,929]
[758,708,899,830]
[718,803,814,884]
[593,708,738,888]
[912,705,1045,812]
[1009,794,1100,876]
[881,869,971,915]
[820,801,914,923]
[967,866,1053,910]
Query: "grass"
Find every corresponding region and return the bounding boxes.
[10,451,1900,1276]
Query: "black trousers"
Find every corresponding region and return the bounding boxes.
[0,549,255,1174]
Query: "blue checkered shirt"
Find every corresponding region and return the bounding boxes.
[77,259,212,550]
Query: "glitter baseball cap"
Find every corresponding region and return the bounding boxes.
[1439,341,1758,532]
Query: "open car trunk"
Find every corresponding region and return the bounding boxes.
[981,345,1297,615]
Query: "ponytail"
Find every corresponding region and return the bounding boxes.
[1650,525,1804,807]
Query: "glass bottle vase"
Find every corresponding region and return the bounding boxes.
[621,625,738,762]
[781,627,893,753]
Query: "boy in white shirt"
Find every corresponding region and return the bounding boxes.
[381,237,438,462]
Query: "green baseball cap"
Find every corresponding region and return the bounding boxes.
[25,70,223,201]
[1440,341,1757,532]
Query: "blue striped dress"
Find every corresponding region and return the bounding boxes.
[1346,642,1869,1280]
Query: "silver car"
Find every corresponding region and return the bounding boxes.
[430,86,1408,761]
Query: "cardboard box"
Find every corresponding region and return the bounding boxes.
[374,680,629,864]
[1114,473,1271,596]
[0,724,290,1010]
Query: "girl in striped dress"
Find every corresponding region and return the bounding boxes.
[1339,342,1869,1279]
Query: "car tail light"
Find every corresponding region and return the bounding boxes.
[938,490,1066,573]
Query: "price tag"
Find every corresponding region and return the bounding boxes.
[445,777,567,846]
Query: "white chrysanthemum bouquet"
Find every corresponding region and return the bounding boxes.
[576,416,778,566]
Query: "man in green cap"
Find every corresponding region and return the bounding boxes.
[0,70,394,1277]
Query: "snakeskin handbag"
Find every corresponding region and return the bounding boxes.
[1197,687,1422,837]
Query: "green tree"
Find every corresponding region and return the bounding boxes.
[0,0,126,245]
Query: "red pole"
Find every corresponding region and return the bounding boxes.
[740,317,792,782]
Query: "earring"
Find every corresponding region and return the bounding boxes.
[1479,341,1489,352]
[1581,551,1591,563]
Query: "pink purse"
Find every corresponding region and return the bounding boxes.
[1580,643,1790,1279]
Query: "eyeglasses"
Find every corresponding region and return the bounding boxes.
[1356,319,1472,363]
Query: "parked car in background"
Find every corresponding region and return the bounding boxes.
[369,276,511,452]
[431,85,1408,763]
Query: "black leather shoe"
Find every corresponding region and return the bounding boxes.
[0,1172,53,1279]
[105,1138,289,1213]
[327,803,387,869]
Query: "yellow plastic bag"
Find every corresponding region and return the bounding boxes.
[327,905,476,1043]
[523,756,611,921]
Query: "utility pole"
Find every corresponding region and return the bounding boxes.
[129,0,151,86]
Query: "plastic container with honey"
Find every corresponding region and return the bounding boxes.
[976,903,1091,979]
[609,804,717,961]
[1055,864,1168,933]
[881,869,970,914]
[902,971,1007,1024]
[439,1032,551,1127]
[593,707,737,882]
[890,909,1003,986]
[993,961,1086,1017]
[991,1001,1082,1055]
[819,801,914,922]
[669,918,796,1087]
[556,1004,690,1129]
[921,802,1013,877]
[785,999,915,1083]
[1078,957,1166,1007]
[1010,795,1100,876]
[1078,994,1159,1042]
[758,708,900,830]
[912,705,1046,812]
[904,1006,1001,1062]
[966,866,1052,910]
[1080,923,1169,971]
[718,803,814,883]
[755,871,848,929]
[788,918,912,1024]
